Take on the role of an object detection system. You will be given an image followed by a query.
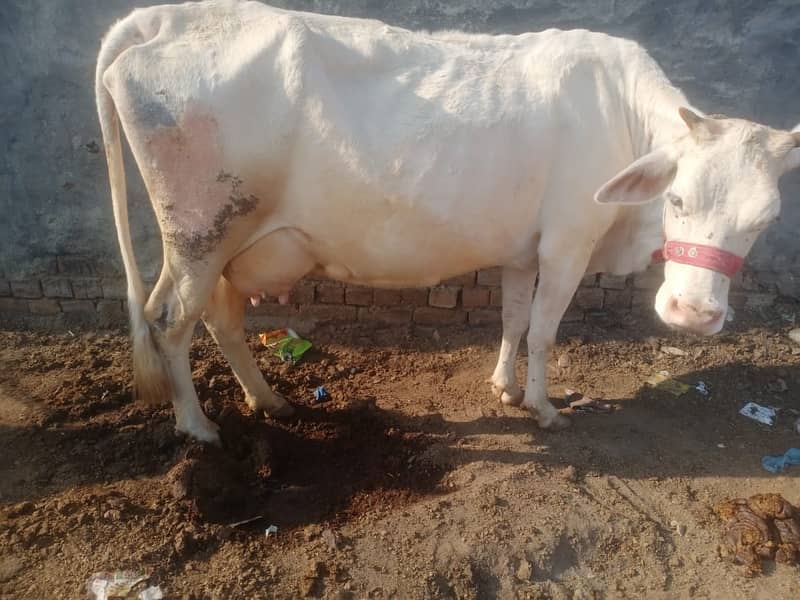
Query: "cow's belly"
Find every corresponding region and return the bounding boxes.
[225,202,538,298]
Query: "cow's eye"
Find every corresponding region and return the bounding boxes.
[666,192,683,210]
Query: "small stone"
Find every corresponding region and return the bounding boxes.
[106,496,127,510]
[669,520,686,536]
[661,345,687,357]
[516,559,532,581]
[557,353,570,368]
[322,528,338,550]
[301,561,325,597]
[56,500,78,516]
[303,524,322,541]
[788,328,800,345]
[562,465,578,483]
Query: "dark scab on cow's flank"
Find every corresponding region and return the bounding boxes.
[165,171,260,260]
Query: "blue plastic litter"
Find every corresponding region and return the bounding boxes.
[694,381,709,396]
[761,448,800,474]
[312,386,329,404]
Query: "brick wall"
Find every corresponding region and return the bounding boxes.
[0,258,782,330]
[3,2,800,330]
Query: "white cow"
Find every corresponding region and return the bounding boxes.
[96,1,800,443]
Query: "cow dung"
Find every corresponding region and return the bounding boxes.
[715,493,800,576]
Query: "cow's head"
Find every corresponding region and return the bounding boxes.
[595,108,800,335]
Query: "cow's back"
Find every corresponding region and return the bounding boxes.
[100,1,657,283]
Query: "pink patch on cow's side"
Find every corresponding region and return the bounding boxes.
[135,105,262,258]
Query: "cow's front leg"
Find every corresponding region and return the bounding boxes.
[491,266,537,406]
[523,252,590,430]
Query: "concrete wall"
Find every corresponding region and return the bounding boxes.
[1,0,799,327]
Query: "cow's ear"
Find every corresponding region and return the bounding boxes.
[594,147,677,205]
[679,106,724,140]
[784,129,800,173]
[678,106,705,130]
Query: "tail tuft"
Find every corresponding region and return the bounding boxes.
[131,315,172,406]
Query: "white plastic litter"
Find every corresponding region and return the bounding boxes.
[139,586,164,600]
[86,572,148,600]
[739,402,778,427]
[322,528,338,550]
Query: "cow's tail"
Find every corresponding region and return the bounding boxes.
[95,15,171,405]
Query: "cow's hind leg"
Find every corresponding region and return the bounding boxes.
[524,248,591,430]
[491,266,537,406]
[202,276,294,418]
[145,266,222,444]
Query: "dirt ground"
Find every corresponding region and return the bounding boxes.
[1,304,799,599]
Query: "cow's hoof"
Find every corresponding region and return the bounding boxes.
[537,411,571,431]
[499,390,524,406]
[176,416,221,446]
[268,401,295,419]
[491,382,523,406]
[247,392,295,419]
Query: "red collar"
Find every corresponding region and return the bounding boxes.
[651,241,743,278]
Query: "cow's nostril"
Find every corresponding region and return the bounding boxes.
[677,300,700,315]
[675,299,723,323]
[667,296,680,313]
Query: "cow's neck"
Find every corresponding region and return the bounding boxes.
[597,60,691,275]
[623,57,691,159]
